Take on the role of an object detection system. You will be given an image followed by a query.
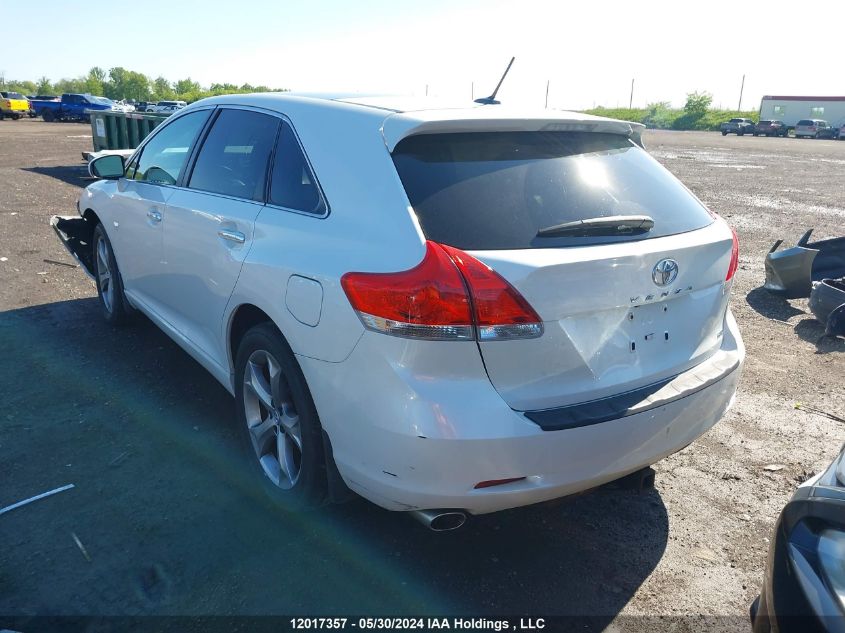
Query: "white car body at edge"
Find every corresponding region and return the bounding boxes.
[75,93,744,515]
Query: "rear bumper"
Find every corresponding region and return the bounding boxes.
[301,309,744,515]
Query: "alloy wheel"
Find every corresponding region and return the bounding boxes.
[242,349,303,489]
[96,235,114,313]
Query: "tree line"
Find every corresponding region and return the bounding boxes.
[0,67,287,103]
[584,92,759,131]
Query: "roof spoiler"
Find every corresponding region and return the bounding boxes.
[382,115,647,152]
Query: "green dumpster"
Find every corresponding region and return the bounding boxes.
[88,110,170,151]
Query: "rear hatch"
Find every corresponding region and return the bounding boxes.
[392,129,735,411]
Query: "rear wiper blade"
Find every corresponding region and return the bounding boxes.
[536,215,655,237]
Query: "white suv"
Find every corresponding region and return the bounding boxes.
[53,94,744,530]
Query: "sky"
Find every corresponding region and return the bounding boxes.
[4,0,844,110]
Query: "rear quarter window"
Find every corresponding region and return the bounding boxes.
[391,131,715,250]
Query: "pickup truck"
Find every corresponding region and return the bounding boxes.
[720,118,756,136]
[30,93,116,122]
[0,91,30,120]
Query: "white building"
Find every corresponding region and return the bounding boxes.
[759,95,845,127]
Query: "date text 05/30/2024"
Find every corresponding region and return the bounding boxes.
[290,618,546,630]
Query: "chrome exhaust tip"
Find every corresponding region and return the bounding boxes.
[409,509,467,532]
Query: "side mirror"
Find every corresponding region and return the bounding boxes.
[89,154,125,180]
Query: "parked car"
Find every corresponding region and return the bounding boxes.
[0,91,30,120]
[52,95,744,529]
[31,93,117,122]
[754,120,789,137]
[114,99,135,112]
[149,100,187,113]
[721,117,756,136]
[837,124,845,140]
[751,445,845,632]
[794,119,836,139]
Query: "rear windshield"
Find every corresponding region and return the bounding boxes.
[3,92,25,99]
[758,120,772,125]
[392,131,715,250]
[797,120,814,126]
[729,118,744,123]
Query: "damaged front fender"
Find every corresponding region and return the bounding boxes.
[764,229,845,299]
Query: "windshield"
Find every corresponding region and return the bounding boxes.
[89,96,113,105]
[392,131,715,250]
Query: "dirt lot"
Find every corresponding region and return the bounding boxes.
[0,120,843,631]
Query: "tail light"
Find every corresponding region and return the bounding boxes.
[725,226,739,281]
[341,241,543,341]
[438,244,543,340]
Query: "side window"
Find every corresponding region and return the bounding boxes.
[188,109,280,201]
[133,110,210,185]
[269,122,326,214]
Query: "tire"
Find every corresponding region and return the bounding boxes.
[234,323,327,509]
[42,109,55,122]
[722,130,728,136]
[92,223,131,325]
[737,130,744,136]
[11,114,20,120]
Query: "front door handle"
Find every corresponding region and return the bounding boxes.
[147,209,162,223]
[218,229,246,244]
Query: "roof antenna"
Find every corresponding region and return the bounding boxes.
[474,57,515,105]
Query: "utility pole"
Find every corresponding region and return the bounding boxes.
[425,84,429,97]
[738,74,745,111]
[629,78,634,109]
[471,82,474,100]
[545,80,549,108]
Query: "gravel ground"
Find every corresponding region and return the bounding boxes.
[0,121,843,632]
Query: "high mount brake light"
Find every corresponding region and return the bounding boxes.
[725,226,739,281]
[341,242,543,341]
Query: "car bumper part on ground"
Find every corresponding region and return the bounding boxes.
[809,278,845,337]
[301,309,744,515]
[765,229,845,299]
[752,451,845,633]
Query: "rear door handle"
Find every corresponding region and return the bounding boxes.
[218,229,246,244]
[147,209,162,222]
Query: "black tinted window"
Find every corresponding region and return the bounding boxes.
[797,120,814,126]
[134,110,210,185]
[392,132,715,250]
[268,122,325,214]
[189,109,279,201]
